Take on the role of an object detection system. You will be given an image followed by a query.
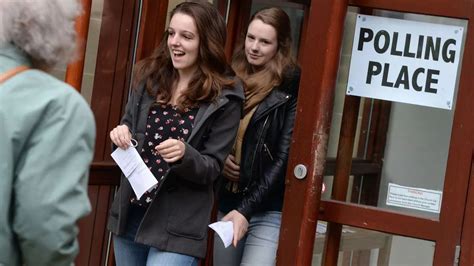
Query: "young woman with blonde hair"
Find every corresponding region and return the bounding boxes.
[214,7,301,266]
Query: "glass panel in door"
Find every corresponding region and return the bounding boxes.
[324,7,468,220]
[312,224,434,266]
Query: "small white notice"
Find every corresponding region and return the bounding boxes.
[111,146,157,200]
[209,221,234,248]
[386,183,442,213]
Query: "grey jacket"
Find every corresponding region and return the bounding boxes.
[107,80,243,258]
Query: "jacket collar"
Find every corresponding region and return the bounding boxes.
[251,66,300,121]
[188,79,244,141]
[0,43,32,73]
[134,77,243,142]
[252,88,290,122]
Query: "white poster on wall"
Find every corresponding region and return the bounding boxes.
[386,183,442,213]
[346,14,463,110]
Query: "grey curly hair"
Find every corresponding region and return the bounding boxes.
[0,0,82,68]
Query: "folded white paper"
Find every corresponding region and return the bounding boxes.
[111,146,157,200]
[209,221,233,248]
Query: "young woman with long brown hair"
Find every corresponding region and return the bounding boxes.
[214,7,301,266]
[107,2,243,265]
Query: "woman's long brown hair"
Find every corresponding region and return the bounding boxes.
[132,1,235,111]
[232,7,297,114]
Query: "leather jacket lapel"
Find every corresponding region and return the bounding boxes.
[253,89,290,122]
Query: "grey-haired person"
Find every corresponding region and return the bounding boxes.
[0,0,96,265]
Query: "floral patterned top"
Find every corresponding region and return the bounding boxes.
[130,104,198,207]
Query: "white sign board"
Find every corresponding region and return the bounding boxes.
[347,15,463,110]
[386,183,442,213]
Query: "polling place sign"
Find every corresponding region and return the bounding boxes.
[347,15,463,110]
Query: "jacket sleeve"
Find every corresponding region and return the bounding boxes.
[237,71,300,220]
[112,84,142,151]
[120,84,142,130]
[169,97,242,185]
[13,92,95,266]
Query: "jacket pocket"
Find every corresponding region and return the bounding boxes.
[166,183,212,240]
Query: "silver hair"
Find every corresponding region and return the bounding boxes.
[0,0,82,68]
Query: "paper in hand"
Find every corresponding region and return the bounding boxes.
[209,221,234,248]
[111,146,157,200]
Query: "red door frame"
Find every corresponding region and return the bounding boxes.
[278,0,474,265]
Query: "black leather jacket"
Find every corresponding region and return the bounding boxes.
[220,67,300,220]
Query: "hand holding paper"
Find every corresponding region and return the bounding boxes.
[209,221,234,248]
[111,145,157,200]
[221,210,249,247]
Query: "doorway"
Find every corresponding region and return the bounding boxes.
[278,0,474,265]
[74,0,474,265]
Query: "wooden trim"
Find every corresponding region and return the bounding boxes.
[372,101,391,162]
[320,200,440,241]
[75,186,115,265]
[348,0,472,19]
[277,0,349,265]
[351,99,375,204]
[76,186,114,265]
[224,0,251,59]
[355,99,391,163]
[121,0,143,112]
[90,0,125,161]
[90,0,138,162]
[78,0,138,264]
[356,99,372,159]
[76,186,99,266]
[323,95,361,265]
[135,0,168,61]
[216,0,228,17]
[88,186,114,265]
[330,96,361,202]
[65,0,92,91]
[354,100,391,206]
[324,158,380,175]
[296,4,309,62]
[89,162,121,185]
[253,0,306,9]
[432,12,474,264]
[363,100,380,159]
[460,153,474,265]
[104,0,139,163]
[358,100,391,205]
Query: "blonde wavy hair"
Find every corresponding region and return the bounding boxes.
[232,7,296,114]
[0,0,82,68]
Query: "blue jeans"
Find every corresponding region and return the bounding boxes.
[113,205,198,266]
[213,211,281,266]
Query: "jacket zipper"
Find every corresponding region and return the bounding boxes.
[263,143,274,161]
[242,95,291,192]
[244,115,270,192]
